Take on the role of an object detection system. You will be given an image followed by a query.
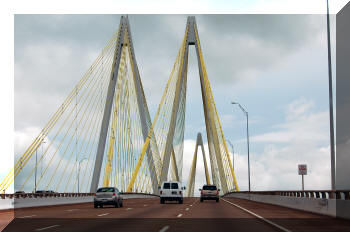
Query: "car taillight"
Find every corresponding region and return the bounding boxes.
[94,193,96,196]
[201,190,203,195]
[179,191,182,194]
[160,190,163,194]
[216,190,219,195]
[113,193,116,196]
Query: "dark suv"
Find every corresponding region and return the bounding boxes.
[200,185,219,202]
[94,187,123,208]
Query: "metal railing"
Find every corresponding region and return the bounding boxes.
[0,192,158,199]
[223,190,350,200]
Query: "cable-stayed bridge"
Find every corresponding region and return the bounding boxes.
[1,16,238,195]
[1,15,349,232]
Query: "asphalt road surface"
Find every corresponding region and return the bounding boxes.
[1,197,350,231]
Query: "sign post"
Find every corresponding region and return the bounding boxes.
[298,164,307,191]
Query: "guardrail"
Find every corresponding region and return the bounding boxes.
[0,193,94,199]
[0,192,158,199]
[223,190,350,200]
[0,192,159,210]
[121,192,159,198]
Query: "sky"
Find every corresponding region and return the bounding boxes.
[1,0,348,194]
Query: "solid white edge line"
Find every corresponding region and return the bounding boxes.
[185,208,189,211]
[222,198,291,232]
[35,225,60,231]
[159,225,170,232]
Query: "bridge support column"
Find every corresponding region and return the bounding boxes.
[90,17,127,193]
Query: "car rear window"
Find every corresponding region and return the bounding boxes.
[203,185,217,190]
[171,183,178,189]
[97,187,114,192]
[163,183,170,189]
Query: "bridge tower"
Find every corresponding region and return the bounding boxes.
[127,16,239,194]
[90,16,160,194]
[186,133,211,197]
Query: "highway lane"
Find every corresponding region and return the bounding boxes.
[0,210,13,232]
[2,197,350,231]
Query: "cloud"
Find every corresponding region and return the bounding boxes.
[196,15,326,85]
[181,98,332,192]
[238,99,331,190]
[251,99,329,144]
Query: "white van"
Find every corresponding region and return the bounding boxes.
[159,181,185,204]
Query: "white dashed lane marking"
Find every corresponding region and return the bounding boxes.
[18,215,36,218]
[65,209,79,212]
[35,225,60,231]
[97,213,110,217]
[159,225,170,232]
[177,214,183,218]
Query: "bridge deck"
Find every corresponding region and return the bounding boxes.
[1,197,350,231]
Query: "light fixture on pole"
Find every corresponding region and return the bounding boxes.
[78,157,87,193]
[226,139,235,171]
[231,101,251,192]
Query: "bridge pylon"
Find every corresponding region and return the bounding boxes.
[90,16,161,194]
[127,16,239,194]
[186,133,211,197]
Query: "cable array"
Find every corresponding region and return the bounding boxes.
[1,16,239,194]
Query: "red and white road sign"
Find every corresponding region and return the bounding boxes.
[298,164,307,175]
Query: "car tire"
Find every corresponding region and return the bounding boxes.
[179,199,183,204]
[94,204,98,208]
[160,198,165,204]
[115,201,120,208]
[200,198,203,202]
[216,198,219,202]
[120,200,123,207]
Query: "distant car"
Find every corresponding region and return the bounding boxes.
[14,191,25,194]
[35,190,46,194]
[200,185,219,202]
[159,181,185,204]
[94,187,123,208]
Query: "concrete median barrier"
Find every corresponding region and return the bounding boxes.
[0,192,159,210]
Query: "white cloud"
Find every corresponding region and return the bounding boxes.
[242,99,331,190]
[251,99,329,144]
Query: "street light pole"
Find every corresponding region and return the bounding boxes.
[78,158,87,193]
[35,149,37,193]
[226,140,235,171]
[326,0,335,191]
[232,102,251,192]
[41,141,46,177]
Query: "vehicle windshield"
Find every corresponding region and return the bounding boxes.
[203,185,217,190]
[97,187,114,192]
[171,183,178,189]
[163,183,170,189]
